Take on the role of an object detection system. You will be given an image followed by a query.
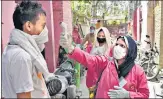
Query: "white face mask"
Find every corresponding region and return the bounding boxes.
[32,26,49,51]
[113,45,126,59]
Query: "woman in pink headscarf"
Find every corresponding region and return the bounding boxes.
[72,25,82,44]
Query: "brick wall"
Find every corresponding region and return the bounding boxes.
[52,1,63,67]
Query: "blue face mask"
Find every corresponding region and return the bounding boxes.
[90,29,95,33]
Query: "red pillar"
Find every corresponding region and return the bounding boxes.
[52,1,63,67]
[40,1,56,72]
[52,1,73,67]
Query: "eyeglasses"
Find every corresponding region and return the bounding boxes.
[116,36,128,48]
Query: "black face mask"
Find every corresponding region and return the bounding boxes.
[97,37,106,43]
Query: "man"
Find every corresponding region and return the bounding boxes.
[119,27,126,35]
[2,1,54,98]
[81,25,95,53]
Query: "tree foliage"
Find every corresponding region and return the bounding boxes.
[71,1,92,24]
[71,1,129,25]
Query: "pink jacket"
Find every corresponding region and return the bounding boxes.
[85,42,93,54]
[86,47,113,88]
[69,48,149,98]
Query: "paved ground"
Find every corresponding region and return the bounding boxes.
[79,71,89,98]
[79,70,163,98]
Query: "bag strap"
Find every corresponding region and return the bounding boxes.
[94,56,113,97]
[93,66,105,98]
[96,67,105,86]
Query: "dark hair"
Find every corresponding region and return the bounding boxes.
[98,29,103,33]
[117,36,125,42]
[13,0,46,30]
[97,20,101,23]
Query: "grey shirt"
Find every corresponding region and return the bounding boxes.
[2,45,50,98]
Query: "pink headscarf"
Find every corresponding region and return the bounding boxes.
[72,25,82,44]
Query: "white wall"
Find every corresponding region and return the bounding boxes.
[141,1,148,43]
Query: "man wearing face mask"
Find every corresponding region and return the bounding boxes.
[60,22,149,98]
[32,27,48,59]
[2,1,55,98]
[81,25,96,53]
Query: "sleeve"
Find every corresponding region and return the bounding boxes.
[129,69,149,98]
[10,52,34,93]
[68,48,108,73]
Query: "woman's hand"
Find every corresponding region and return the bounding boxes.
[59,22,74,53]
[107,86,130,98]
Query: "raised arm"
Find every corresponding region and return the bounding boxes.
[68,47,108,71]
[60,22,108,73]
[81,34,88,46]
